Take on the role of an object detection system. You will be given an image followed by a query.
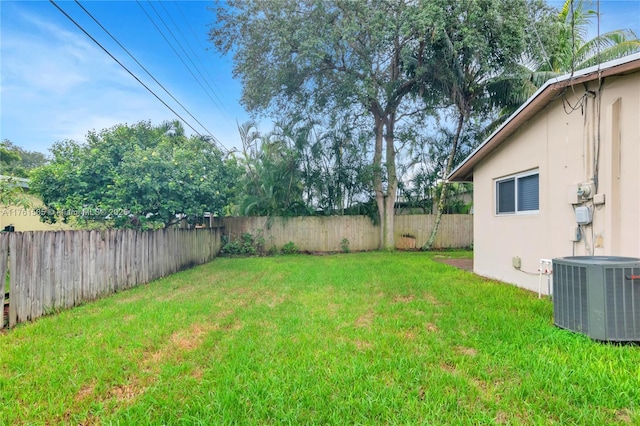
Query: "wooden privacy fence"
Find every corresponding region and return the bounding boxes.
[0,228,221,330]
[217,214,473,252]
[219,216,379,252]
[394,214,473,249]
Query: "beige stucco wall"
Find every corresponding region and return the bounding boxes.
[473,71,640,294]
[1,194,71,232]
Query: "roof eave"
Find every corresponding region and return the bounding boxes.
[448,53,640,182]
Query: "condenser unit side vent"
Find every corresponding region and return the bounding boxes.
[604,266,640,341]
[552,256,640,342]
[553,263,587,333]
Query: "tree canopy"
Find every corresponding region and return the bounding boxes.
[1,139,48,208]
[30,121,240,229]
[211,0,534,249]
[1,139,48,178]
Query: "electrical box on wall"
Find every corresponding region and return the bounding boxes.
[512,256,521,269]
[567,185,579,204]
[575,206,592,225]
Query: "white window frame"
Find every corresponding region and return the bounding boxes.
[495,169,539,216]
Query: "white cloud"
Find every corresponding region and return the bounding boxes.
[0,7,179,152]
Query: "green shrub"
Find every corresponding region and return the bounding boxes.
[240,233,256,255]
[221,230,278,256]
[281,241,299,255]
[340,238,350,253]
[221,233,257,256]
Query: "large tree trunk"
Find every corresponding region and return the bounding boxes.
[423,112,465,250]
[372,116,386,249]
[382,115,397,251]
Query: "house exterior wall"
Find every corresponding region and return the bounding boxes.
[473,70,640,294]
[1,194,71,232]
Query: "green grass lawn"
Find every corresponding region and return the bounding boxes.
[1,251,639,424]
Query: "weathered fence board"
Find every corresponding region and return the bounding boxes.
[0,228,222,329]
[218,214,473,252]
[1,234,8,330]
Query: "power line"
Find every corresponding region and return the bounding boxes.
[138,1,228,123]
[73,0,227,152]
[172,0,230,114]
[159,1,234,121]
[48,0,214,145]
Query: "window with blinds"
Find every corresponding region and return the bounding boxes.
[496,170,539,215]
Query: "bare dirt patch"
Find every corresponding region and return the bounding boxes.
[191,367,204,381]
[221,320,243,331]
[148,322,215,364]
[433,257,473,272]
[355,310,374,328]
[326,303,341,318]
[353,340,373,351]
[614,408,633,424]
[422,292,442,306]
[393,294,415,303]
[440,362,458,374]
[67,376,149,423]
[494,411,510,424]
[171,323,210,351]
[402,330,417,340]
[456,346,478,357]
[75,381,96,403]
[78,414,101,426]
[471,377,490,396]
[418,386,426,400]
[108,381,144,402]
[424,323,439,333]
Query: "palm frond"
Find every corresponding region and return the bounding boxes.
[575,40,640,70]
[575,29,639,61]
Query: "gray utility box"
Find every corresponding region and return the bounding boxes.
[553,256,640,342]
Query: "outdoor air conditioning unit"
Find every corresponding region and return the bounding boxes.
[553,256,640,342]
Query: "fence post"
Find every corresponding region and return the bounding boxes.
[0,234,8,330]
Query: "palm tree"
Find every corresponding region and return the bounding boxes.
[236,121,309,217]
[489,0,640,116]
[546,0,640,72]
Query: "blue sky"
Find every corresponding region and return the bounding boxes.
[1,0,248,154]
[1,0,639,155]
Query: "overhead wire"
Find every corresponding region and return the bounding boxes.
[159,1,234,121]
[561,91,587,115]
[528,1,557,80]
[48,0,213,143]
[593,0,603,194]
[139,1,229,125]
[172,1,228,98]
[73,0,227,152]
[570,0,576,77]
